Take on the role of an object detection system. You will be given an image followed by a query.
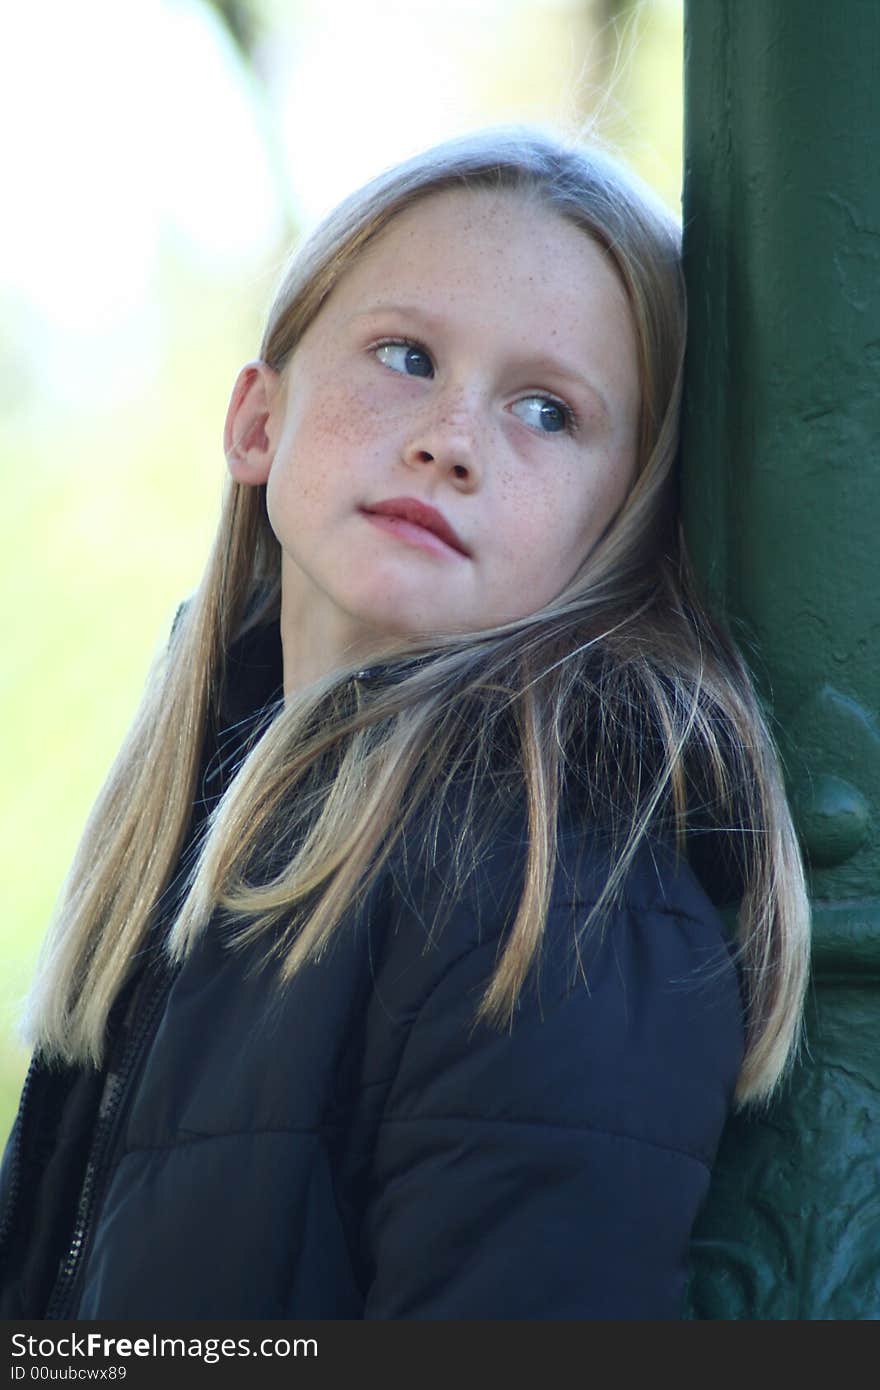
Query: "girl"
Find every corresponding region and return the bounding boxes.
[0,127,809,1320]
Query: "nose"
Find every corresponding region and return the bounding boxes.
[401,393,482,488]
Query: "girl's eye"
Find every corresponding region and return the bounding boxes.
[374,341,434,379]
[511,395,573,434]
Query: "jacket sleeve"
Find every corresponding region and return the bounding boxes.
[361,838,744,1320]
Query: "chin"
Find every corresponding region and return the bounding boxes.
[340,597,462,648]
[354,609,450,644]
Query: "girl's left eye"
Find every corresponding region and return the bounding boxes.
[373,341,434,379]
[510,395,574,434]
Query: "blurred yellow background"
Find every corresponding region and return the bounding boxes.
[0,0,682,1134]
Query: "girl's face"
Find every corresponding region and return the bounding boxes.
[227,189,641,686]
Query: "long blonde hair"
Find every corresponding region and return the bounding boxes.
[25,128,810,1103]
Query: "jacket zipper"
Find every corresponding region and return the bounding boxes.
[43,967,175,1319]
[0,1053,40,1262]
[10,686,268,1312]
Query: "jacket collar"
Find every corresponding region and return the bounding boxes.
[220,619,284,728]
[219,618,425,729]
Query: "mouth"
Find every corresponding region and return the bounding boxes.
[360,497,470,559]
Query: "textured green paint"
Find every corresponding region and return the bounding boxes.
[681,0,880,1318]
[688,987,880,1319]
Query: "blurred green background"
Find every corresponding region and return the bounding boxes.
[1,0,682,1136]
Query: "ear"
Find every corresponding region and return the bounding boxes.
[223,360,283,486]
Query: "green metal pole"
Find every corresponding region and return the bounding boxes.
[682,0,880,1318]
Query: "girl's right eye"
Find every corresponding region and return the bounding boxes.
[373,341,434,379]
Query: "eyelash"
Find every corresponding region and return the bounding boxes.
[369,336,580,436]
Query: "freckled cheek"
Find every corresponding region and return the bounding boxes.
[307,378,399,447]
[269,386,391,508]
[494,466,587,563]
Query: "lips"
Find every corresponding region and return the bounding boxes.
[361,497,470,556]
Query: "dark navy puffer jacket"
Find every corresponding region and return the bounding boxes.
[0,619,744,1320]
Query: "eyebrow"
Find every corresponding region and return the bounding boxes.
[348,302,612,423]
[346,302,451,339]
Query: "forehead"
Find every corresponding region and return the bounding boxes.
[329,187,631,329]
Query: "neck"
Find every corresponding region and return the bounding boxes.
[278,555,398,699]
